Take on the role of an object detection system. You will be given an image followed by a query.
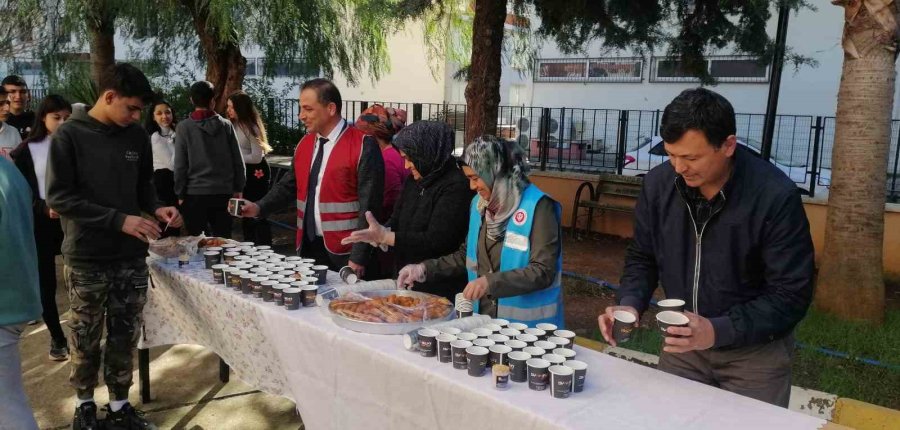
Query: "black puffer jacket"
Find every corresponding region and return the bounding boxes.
[388,161,474,301]
[618,146,815,349]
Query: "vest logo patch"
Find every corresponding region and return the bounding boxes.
[512,209,527,226]
[125,150,140,162]
[504,232,529,252]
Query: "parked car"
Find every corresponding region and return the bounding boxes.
[621,135,832,196]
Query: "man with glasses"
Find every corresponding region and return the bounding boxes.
[2,75,35,140]
[0,87,22,160]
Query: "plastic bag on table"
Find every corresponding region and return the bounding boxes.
[148,234,206,259]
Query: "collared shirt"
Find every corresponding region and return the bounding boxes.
[0,122,22,160]
[310,118,348,236]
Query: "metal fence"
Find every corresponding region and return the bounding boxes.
[257,98,900,202]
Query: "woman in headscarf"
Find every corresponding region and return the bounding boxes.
[341,121,473,300]
[354,104,409,222]
[396,135,563,326]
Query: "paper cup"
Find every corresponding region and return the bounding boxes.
[499,328,521,338]
[508,351,531,382]
[482,324,503,333]
[228,197,246,216]
[226,269,243,290]
[657,298,686,313]
[450,340,473,370]
[272,284,289,306]
[489,344,512,367]
[536,323,558,333]
[455,293,474,318]
[300,284,318,307]
[250,277,267,298]
[223,252,239,263]
[417,328,440,357]
[472,328,493,338]
[473,338,495,349]
[553,330,577,349]
[526,358,551,391]
[488,334,510,344]
[524,327,547,340]
[533,340,556,351]
[542,353,566,367]
[239,273,254,294]
[547,336,571,350]
[489,318,509,328]
[504,339,527,352]
[493,364,510,390]
[456,332,477,342]
[553,348,577,360]
[212,264,228,284]
[656,311,690,337]
[339,266,358,284]
[439,327,462,336]
[204,251,221,268]
[516,333,538,344]
[436,333,457,363]
[465,346,490,377]
[549,365,574,399]
[508,322,528,332]
[523,346,547,358]
[283,288,302,310]
[260,280,277,302]
[613,310,637,344]
[311,265,329,285]
[564,360,588,393]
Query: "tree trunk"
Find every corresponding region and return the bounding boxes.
[87,5,116,90]
[464,0,506,146]
[817,0,898,324]
[183,0,246,113]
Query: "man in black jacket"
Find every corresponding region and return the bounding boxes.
[598,88,815,407]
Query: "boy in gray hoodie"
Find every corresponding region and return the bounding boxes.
[174,81,245,238]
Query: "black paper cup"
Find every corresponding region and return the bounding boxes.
[488,334,510,344]
[656,311,690,337]
[489,344,512,367]
[499,328,521,338]
[536,323,558,334]
[238,241,254,248]
[417,328,440,357]
[436,333,457,363]
[454,293,474,319]
[553,330,577,349]
[473,338,495,349]
[300,284,318,307]
[226,270,243,290]
[260,280,277,302]
[223,252,240,263]
[204,252,221,268]
[450,340,472,370]
[508,351,531,382]
[240,273,254,294]
[274,284,292,306]
[489,318,509,328]
[542,353,566,367]
[339,266,358,284]
[657,299,686,313]
[456,310,474,319]
[250,277,266,297]
[504,340,527,352]
[549,365,574,399]
[472,328,493,339]
[508,323,528,332]
[283,288,302,310]
[547,336,571,350]
[613,310,638,344]
[553,348,577,360]
[482,324,503,333]
[456,333,477,342]
[523,346,547,359]
[439,327,462,336]
[206,246,223,257]
[525,328,547,340]
[534,340,556,351]
[212,264,228,284]
[526,358,551,391]
[311,265,329,285]
[563,360,588,393]
[465,346,489,377]
[516,334,538,345]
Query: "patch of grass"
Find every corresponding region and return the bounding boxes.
[794,308,900,368]
[792,348,900,410]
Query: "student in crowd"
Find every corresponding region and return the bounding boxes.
[0,156,42,430]
[354,104,409,222]
[2,75,35,140]
[47,63,182,430]
[342,121,473,301]
[0,87,21,159]
[174,81,245,239]
[144,99,179,237]
[598,88,815,407]
[226,91,273,245]
[239,78,384,275]
[396,136,564,326]
[10,94,71,362]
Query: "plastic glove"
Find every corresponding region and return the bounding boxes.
[397,263,426,289]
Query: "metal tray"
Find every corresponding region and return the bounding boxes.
[327,290,453,335]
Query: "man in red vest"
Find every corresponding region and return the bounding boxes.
[240,79,383,276]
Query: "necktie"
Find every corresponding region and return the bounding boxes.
[305,137,328,241]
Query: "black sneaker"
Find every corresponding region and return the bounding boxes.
[104,403,158,430]
[50,338,69,361]
[72,402,100,430]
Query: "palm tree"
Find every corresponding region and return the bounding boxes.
[816,0,898,324]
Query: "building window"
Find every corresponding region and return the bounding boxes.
[246,58,258,76]
[650,55,769,83]
[263,58,318,78]
[13,60,42,76]
[534,57,643,83]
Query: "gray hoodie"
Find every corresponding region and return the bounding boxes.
[174,112,246,198]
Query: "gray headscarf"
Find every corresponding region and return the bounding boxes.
[393,121,455,187]
[463,135,530,241]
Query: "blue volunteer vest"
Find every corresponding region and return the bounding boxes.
[465,184,564,328]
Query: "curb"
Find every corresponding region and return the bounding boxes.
[574,336,899,430]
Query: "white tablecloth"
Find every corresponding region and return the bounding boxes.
[141,259,828,430]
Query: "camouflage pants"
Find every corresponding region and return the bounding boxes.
[64,258,148,401]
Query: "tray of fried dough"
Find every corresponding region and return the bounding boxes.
[327,290,454,335]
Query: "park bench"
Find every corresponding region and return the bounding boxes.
[571,174,643,238]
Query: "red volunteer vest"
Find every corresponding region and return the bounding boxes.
[294,126,366,255]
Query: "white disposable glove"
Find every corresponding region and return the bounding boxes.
[397,263,426,289]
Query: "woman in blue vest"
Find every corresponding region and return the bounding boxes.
[397,135,564,327]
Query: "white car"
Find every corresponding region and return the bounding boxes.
[621,136,832,196]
